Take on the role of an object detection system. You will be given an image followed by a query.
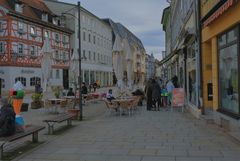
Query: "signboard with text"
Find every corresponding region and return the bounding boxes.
[172,88,185,107]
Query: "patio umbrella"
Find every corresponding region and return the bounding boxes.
[69,51,79,88]
[41,38,53,100]
[123,39,133,89]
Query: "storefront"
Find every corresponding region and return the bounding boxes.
[201,0,240,130]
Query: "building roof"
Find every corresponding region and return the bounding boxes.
[0,0,73,33]
[161,6,170,31]
[103,18,145,51]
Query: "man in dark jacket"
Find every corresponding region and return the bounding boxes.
[0,98,16,136]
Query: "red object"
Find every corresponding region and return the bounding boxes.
[172,88,185,107]
[9,88,14,96]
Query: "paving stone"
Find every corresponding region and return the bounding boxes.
[141,156,175,161]
[128,149,157,156]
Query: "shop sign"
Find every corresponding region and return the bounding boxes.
[172,88,185,107]
[203,0,235,27]
[21,70,34,74]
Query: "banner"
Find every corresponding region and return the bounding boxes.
[172,88,185,107]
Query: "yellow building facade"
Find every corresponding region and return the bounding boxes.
[202,0,240,125]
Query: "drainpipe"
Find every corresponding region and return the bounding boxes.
[195,0,204,114]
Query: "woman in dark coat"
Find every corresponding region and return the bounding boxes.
[145,79,153,111]
[152,79,161,111]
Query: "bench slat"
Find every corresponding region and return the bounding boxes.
[43,114,75,123]
[0,125,45,142]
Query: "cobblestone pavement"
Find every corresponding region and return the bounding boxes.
[11,100,240,161]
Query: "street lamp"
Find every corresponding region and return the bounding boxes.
[62,1,82,120]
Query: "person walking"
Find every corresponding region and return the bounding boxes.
[166,79,175,106]
[145,79,153,111]
[152,79,161,111]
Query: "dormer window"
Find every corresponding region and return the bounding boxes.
[42,13,48,22]
[15,3,23,13]
[52,17,57,25]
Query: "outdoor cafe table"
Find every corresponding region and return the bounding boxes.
[48,98,65,114]
[112,98,134,116]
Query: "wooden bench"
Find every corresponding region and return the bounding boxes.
[43,114,75,135]
[0,125,45,159]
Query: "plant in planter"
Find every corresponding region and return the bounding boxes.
[31,93,43,109]
[51,86,61,98]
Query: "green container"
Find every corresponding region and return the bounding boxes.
[16,90,24,99]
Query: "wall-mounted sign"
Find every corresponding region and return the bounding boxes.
[21,70,35,74]
[203,0,235,27]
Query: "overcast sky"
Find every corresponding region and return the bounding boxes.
[60,0,169,60]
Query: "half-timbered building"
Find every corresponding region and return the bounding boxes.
[0,0,73,95]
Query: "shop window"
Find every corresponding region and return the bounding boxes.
[15,77,26,86]
[30,77,41,86]
[219,26,239,114]
[219,44,239,113]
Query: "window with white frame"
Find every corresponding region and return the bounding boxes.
[30,46,35,56]
[55,50,59,60]
[0,42,4,54]
[18,43,23,55]
[15,77,26,86]
[62,35,67,43]
[18,22,24,33]
[30,26,36,36]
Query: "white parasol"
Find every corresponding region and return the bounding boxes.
[41,38,53,99]
[69,51,79,87]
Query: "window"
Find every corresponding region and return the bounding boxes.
[18,43,23,55]
[0,42,4,54]
[42,13,48,22]
[44,31,49,38]
[56,70,60,79]
[15,77,26,86]
[83,31,86,41]
[98,53,100,61]
[93,52,96,61]
[218,26,239,114]
[63,52,67,60]
[18,22,24,34]
[88,51,91,60]
[30,46,35,56]
[93,35,96,44]
[83,50,86,59]
[15,3,23,13]
[30,77,41,86]
[62,35,67,43]
[30,26,36,36]
[55,33,59,42]
[88,33,91,43]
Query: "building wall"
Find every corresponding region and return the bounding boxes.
[202,1,240,110]
[0,6,71,94]
[44,0,113,87]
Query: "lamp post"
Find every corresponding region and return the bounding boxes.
[62,1,82,120]
[77,1,82,121]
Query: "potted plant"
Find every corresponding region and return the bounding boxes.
[31,93,43,109]
[51,86,61,98]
